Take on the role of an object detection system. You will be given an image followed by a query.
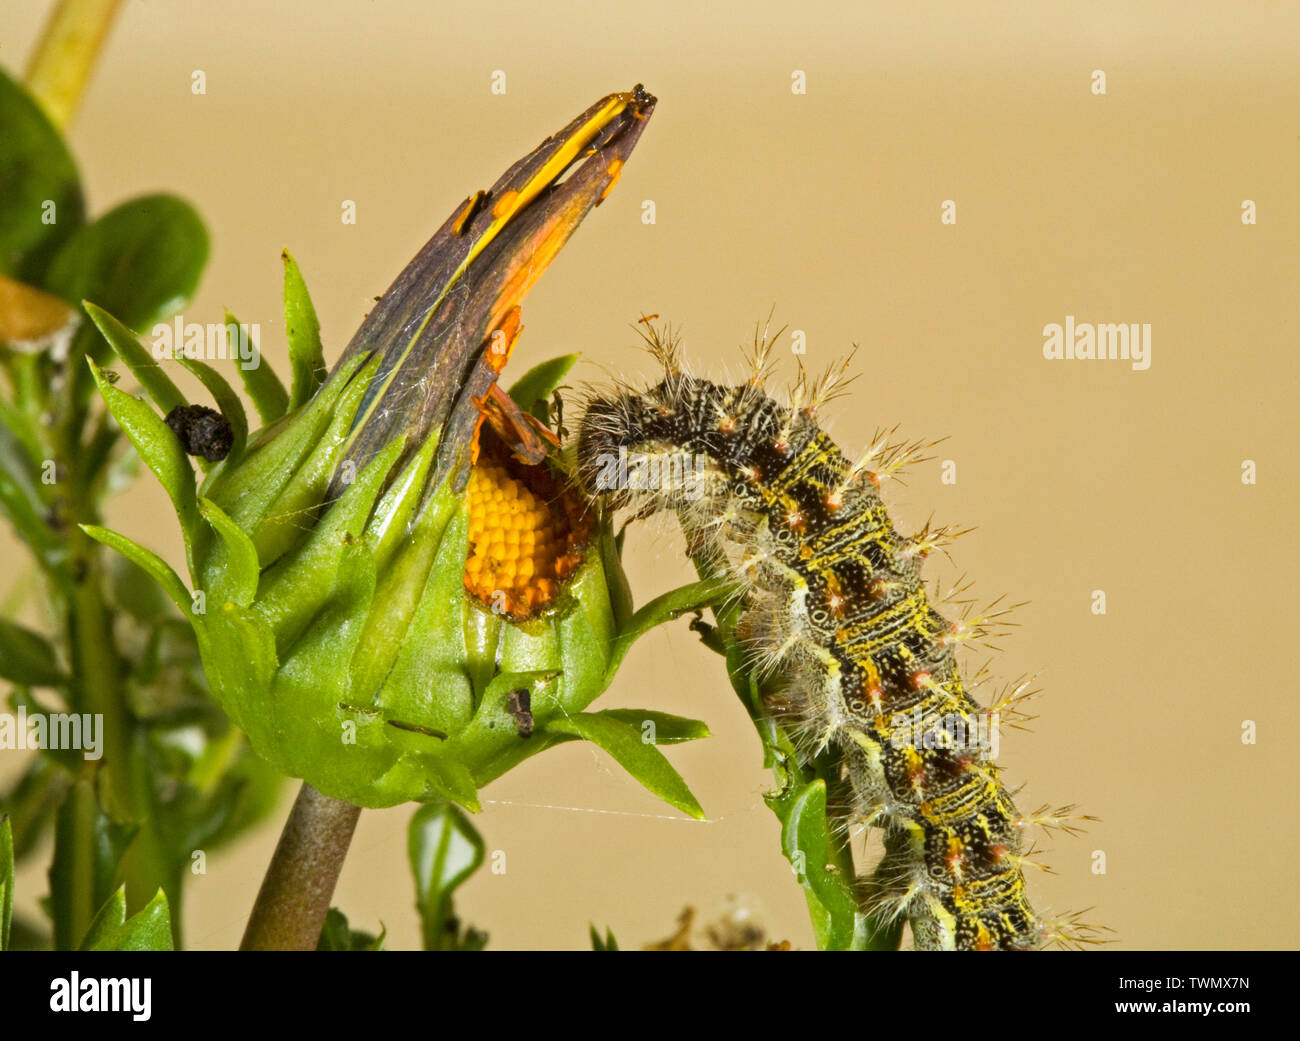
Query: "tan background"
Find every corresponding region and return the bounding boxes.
[2,0,1297,950]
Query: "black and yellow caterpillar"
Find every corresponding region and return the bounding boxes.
[575,328,1089,950]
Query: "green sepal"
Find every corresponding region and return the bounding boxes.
[83,301,186,415]
[507,354,577,418]
[197,497,260,607]
[78,887,174,951]
[283,250,326,410]
[212,352,374,567]
[256,436,404,648]
[227,309,289,423]
[87,359,201,570]
[80,524,193,618]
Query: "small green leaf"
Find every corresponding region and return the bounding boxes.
[0,66,83,280]
[779,779,867,952]
[596,709,710,744]
[544,711,705,820]
[409,802,486,951]
[79,887,174,951]
[88,360,201,563]
[0,421,61,563]
[83,301,186,414]
[316,908,385,951]
[107,551,174,623]
[589,923,618,951]
[81,524,193,619]
[0,616,65,686]
[44,194,207,332]
[283,249,326,410]
[197,497,260,607]
[607,577,735,679]
[1,814,13,951]
[507,354,577,417]
[0,756,72,862]
[49,780,137,951]
[228,309,289,423]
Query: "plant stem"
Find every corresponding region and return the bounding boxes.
[240,783,361,951]
[24,0,123,129]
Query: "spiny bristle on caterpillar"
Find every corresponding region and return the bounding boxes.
[1039,908,1115,950]
[574,322,1094,951]
[1018,803,1101,838]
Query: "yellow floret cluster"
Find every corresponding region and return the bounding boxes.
[463,437,592,620]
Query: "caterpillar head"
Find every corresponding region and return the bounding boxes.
[576,377,728,514]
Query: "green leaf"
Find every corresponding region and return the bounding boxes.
[83,301,186,414]
[544,711,705,820]
[283,250,326,410]
[409,802,486,951]
[607,577,735,679]
[0,616,65,686]
[316,907,385,951]
[107,550,174,623]
[589,923,618,951]
[44,194,207,332]
[228,309,289,423]
[79,887,174,951]
[0,394,45,489]
[779,779,866,951]
[1,814,13,951]
[0,66,83,280]
[1,756,72,862]
[49,779,137,950]
[0,420,61,564]
[88,360,201,563]
[507,354,577,417]
[81,524,193,618]
[596,709,710,745]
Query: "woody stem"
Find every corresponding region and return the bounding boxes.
[240,782,362,951]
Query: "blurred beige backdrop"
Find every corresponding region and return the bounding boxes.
[2,0,1297,950]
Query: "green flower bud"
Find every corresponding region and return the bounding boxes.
[82,87,724,816]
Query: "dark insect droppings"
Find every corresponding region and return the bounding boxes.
[164,404,233,462]
[505,689,534,738]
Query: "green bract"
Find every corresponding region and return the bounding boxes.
[83,265,722,814]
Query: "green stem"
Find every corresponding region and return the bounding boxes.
[240,783,361,951]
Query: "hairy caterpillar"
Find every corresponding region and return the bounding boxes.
[574,323,1094,950]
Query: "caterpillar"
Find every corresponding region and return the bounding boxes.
[574,322,1095,951]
